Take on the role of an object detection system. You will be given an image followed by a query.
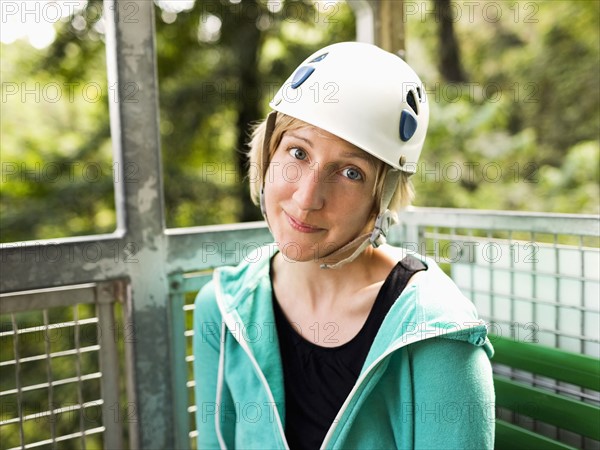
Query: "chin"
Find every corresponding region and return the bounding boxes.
[276,242,318,263]
[276,239,349,264]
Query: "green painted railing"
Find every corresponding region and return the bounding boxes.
[492,336,600,449]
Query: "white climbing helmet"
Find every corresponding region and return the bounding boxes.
[269,41,429,173]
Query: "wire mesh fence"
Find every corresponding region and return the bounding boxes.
[0,282,132,450]
[399,211,599,449]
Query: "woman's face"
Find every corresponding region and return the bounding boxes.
[263,126,378,263]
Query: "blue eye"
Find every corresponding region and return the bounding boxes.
[290,148,307,160]
[342,168,363,181]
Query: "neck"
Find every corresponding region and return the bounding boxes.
[271,246,395,312]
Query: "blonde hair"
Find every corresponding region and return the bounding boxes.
[247,113,414,215]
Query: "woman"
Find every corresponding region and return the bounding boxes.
[194,42,495,449]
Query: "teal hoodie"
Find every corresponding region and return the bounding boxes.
[193,244,495,449]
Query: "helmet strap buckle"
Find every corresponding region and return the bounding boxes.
[369,209,398,248]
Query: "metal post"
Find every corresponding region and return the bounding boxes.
[104,0,172,448]
[349,0,406,55]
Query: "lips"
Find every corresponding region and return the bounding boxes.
[285,212,325,233]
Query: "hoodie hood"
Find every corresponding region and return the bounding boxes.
[213,243,493,362]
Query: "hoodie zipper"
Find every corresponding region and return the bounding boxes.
[214,270,290,450]
[216,268,417,449]
[319,341,408,448]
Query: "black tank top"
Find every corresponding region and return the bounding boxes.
[272,255,427,450]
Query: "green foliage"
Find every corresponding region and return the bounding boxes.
[537,140,600,213]
[1,37,114,243]
[1,0,356,242]
[0,2,598,447]
[408,0,599,214]
[1,0,598,246]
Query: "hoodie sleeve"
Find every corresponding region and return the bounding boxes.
[408,338,496,449]
[193,280,231,449]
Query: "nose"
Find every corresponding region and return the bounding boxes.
[292,169,325,211]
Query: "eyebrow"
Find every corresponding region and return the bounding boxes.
[341,150,373,163]
[285,132,313,147]
[285,131,374,166]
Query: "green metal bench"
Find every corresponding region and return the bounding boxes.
[492,335,600,449]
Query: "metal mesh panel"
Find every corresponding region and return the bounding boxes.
[184,301,198,449]
[418,227,600,355]
[0,283,129,450]
[1,306,101,449]
[420,225,600,449]
[167,271,212,450]
[183,275,212,450]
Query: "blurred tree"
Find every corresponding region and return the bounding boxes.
[153,0,356,226]
[1,0,356,242]
[434,0,466,82]
[408,0,599,214]
[1,18,114,243]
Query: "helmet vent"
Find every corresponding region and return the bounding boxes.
[310,52,328,63]
[416,86,422,100]
[400,109,418,142]
[291,66,315,89]
[407,90,419,115]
